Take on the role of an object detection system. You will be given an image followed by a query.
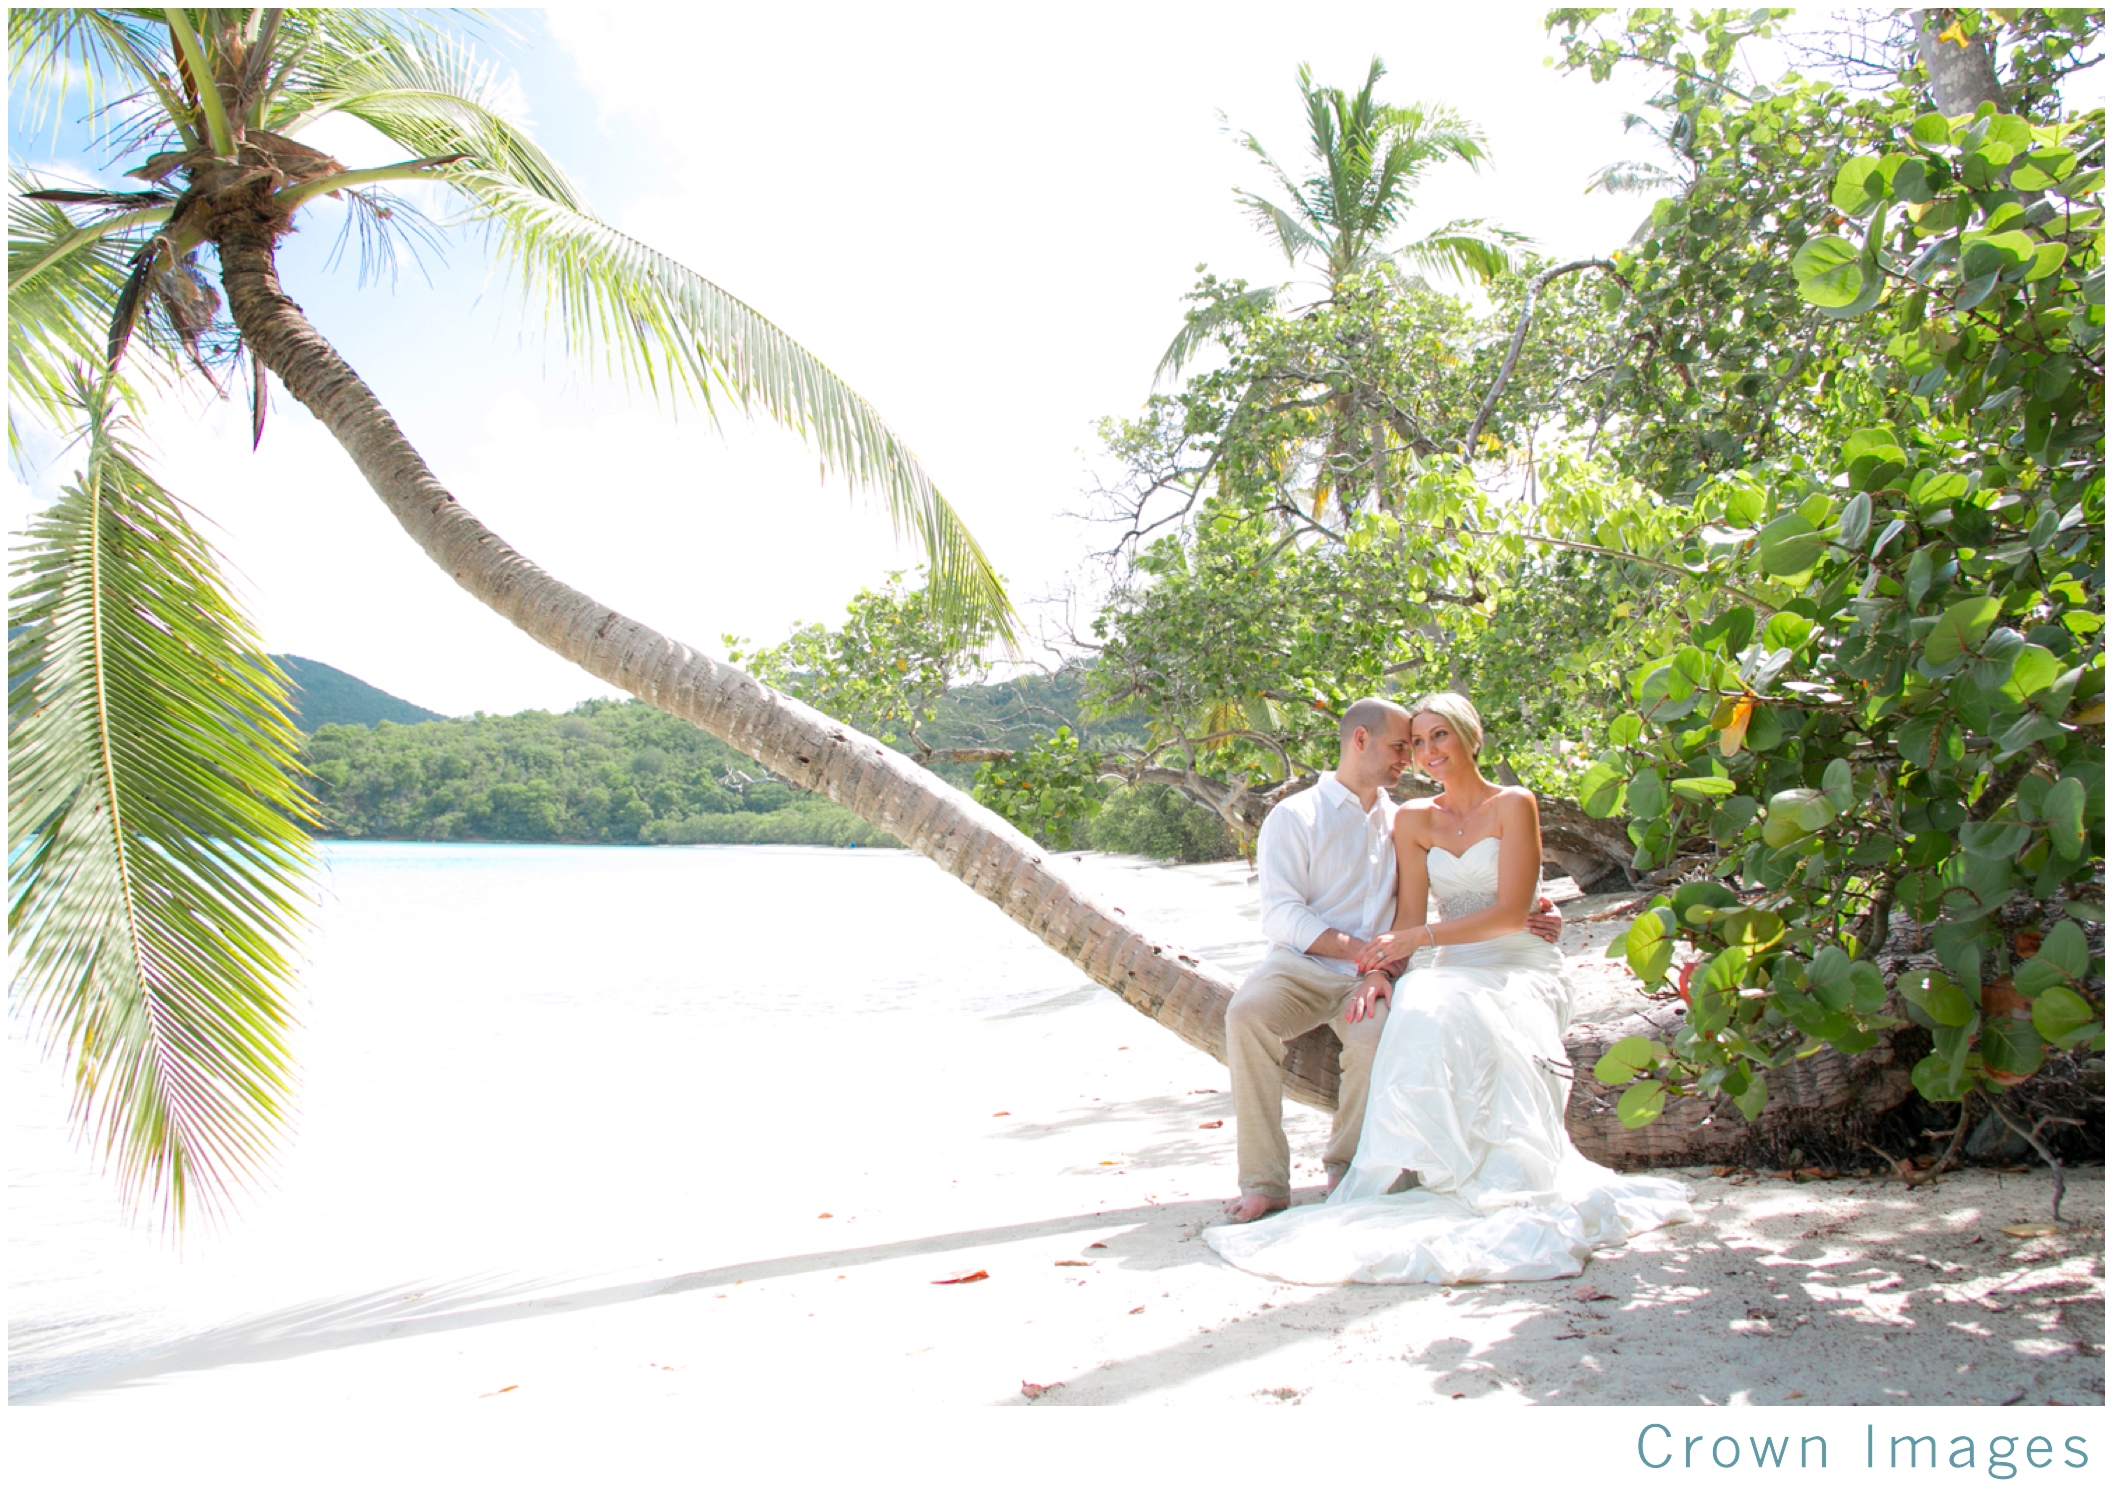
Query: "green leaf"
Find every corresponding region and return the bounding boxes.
[1912,1052,1970,1102]
[1763,789,1834,847]
[2043,777,2087,859]
[1695,606,1755,655]
[1732,1074,1768,1121]
[1715,906,1785,952]
[1958,821,2027,860]
[1761,611,1814,651]
[8,389,316,1223]
[1756,515,1825,577]
[2007,644,2062,701]
[2038,920,2090,981]
[1579,759,1627,818]
[1791,233,1866,308]
[1608,711,1645,748]
[1593,1034,1660,1086]
[1617,1079,1666,1129]
[1626,767,1668,820]
[1711,795,1759,841]
[1981,1016,2044,1080]
[1924,596,2001,664]
[2032,987,2101,1047]
[1834,492,1872,548]
[1830,154,1886,215]
[1842,428,1907,492]
[1670,881,1741,927]
[1672,776,1736,801]
[1903,972,1975,1028]
[1624,908,1677,987]
[1821,757,1854,808]
[1998,710,2065,754]
[1910,112,1954,147]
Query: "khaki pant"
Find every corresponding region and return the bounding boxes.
[1227,948,1386,1198]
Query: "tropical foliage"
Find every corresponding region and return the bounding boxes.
[8,390,314,1221]
[304,698,895,847]
[1541,8,2104,1130]
[1159,55,1521,379]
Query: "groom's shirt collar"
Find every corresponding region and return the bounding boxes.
[1314,769,1387,816]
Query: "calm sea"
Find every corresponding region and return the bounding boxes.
[7,841,1263,1402]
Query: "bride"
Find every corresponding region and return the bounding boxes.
[1204,693,1693,1285]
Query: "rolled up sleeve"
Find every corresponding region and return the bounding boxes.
[1256,807,1331,956]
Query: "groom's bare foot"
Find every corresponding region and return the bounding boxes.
[1224,1192,1290,1223]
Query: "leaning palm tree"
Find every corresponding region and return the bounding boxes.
[9,8,1272,1222]
[1157,56,1524,381]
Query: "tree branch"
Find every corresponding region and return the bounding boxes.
[1462,258,1619,454]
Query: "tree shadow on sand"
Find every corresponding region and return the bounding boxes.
[1015,1171,2105,1407]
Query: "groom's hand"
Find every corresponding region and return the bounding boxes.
[1526,895,1564,944]
[1344,971,1392,1026]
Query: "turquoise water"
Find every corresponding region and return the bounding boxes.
[7,841,1263,1402]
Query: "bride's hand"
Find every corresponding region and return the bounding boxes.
[1357,930,1413,970]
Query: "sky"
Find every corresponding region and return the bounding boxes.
[7,4,1679,716]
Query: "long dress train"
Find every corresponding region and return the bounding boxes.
[1204,837,1694,1285]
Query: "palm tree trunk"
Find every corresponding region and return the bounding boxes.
[212,218,1346,1111]
[216,221,1895,1168]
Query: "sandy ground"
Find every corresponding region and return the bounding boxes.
[23,873,2101,1415]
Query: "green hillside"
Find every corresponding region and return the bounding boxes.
[275,654,447,734]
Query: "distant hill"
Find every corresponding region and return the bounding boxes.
[273,655,447,734]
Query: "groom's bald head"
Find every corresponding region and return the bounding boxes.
[1338,697,1410,748]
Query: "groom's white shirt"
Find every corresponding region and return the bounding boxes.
[1255,770,1398,975]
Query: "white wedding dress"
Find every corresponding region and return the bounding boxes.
[1204,837,1694,1284]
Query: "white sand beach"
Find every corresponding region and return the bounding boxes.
[10,854,2101,1418]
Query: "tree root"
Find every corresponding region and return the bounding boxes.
[1862,1102,1974,1188]
[1985,1100,2085,1223]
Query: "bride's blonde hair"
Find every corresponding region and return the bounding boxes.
[1409,692,1485,760]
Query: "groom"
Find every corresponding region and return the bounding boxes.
[1222,697,1563,1224]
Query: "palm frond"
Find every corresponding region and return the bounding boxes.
[1155,283,1279,384]
[7,8,174,137]
[8,173,176,446]
[1396,219,1531,284]
[450,172,1008,636]
[267,24,1010,639]
[1235,190,1329,268]
[269,22,582,210]
[1585,160,1685,196]
[9,383,318,1226]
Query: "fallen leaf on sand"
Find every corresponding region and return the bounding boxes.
[478,1385,519,1398]
[1055,1259,1090,1267]
[818,1212,833,1219]
[1710,1165,1734,1177]
[993,1111,1010,1116]
[933,1271,990,1284]
[1199,1120,1224,1129]
[1088,1242,1108,1249]
[2003,1223,2057,1238]
[1022,1381,1063,1399]
[1128,1306,1146,1315]
[1450,1392,1465,1400]
[1573,1287,1615,1302]
[1098,1160,1118,1166]
[1554,1332,1584,1341]
[1786,1391,1805,1399]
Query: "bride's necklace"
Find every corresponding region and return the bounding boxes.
[1434,787,1494,841]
